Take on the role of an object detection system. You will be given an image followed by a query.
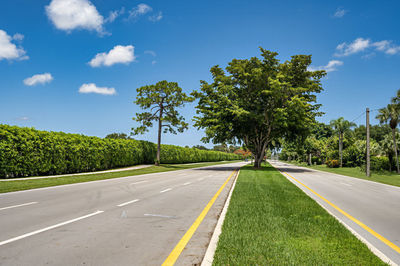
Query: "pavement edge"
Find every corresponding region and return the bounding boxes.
[200,169,241,266]
[269,161,397,266]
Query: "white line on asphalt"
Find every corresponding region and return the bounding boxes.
[0,202,38,211]
[117,199,140,207]
[160,188,172,193]
[130,180,147,185]
[340,182,352,187]
[183,182,191,186]
[144,213,176,219]
[0,210,104,246]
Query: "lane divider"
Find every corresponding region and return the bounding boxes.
[279,169,400,255]
[160,188,172,193]
[0,202,38,211]
[162,169,238,266]
[117,199,140,207]
[0,210,104,246]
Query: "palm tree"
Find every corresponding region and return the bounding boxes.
[377,104,400,173]
[379,133,400,172]
[330,117,356,167]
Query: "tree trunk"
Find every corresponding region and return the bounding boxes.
[339,132,343,167]
[388,153,392,172]
[156,108,163,166]
[391,128,399,173]
[308,153,312,166]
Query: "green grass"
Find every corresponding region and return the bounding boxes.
[0,161,241,194]
[213,164,385,265]
[288,161,400,187]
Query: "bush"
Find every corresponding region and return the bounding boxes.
[370,156,391,171]
[326,159,339,168]
[0,125,240,178]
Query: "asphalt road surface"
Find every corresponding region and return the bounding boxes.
[0,161,246,266]
[269,160,400,265]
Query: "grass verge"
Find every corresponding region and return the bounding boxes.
[213,163,385,265]
[287,161,400,187]
[0,161,241,194]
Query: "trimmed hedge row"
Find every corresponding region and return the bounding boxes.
[0,125,240,178]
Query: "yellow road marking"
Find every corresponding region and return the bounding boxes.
[162,169,238,266]
[279,169,400,255]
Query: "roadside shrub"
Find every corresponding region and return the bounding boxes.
[370,156,391,171]
[0,125,240,178]
[326,159,339,168]
[311,156,322,165]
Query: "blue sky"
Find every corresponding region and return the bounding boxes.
[1,0,399,147]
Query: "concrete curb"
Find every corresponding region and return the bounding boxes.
[201,169,240,266]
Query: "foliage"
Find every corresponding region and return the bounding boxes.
[193,47,324,168]
[105,132,131,139]
[326,159,339,168]
[0,125,240,178]
[132,80,195,165]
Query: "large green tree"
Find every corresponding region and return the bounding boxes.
[329,117,356,168]
[192,48,324,168]
[132,80,194,165]
[376,104,400,173]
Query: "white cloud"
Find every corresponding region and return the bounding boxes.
[105,7,125,23]
[12,33,24,41]
[144,50,156,57]
[17,116,30,121]
[309,60,343,73]
[0,30,28,61]
[45,0,104,33]
[152,60,157,65]
[79,83,116,95]
[333,7,347,18]
[149,11,163,22]
[128,3,152,19]
[89,45,135,67]
[24,73,53,86]
[335,38,370,56]
[335,37,400,57]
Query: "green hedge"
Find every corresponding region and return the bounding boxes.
[0,125,240,178]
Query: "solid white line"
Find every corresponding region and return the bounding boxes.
[0,202,38,211]
[130,180,147,185]
[160,188,172,193]
[183,182,191,186]
[0,210,104,246]
[117,199,140,207]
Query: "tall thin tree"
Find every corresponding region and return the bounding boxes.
[132,81,194,165]
[330,117,356,167]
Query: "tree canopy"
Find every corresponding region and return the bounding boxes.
[192,47,325,167]
[132,80,194,165]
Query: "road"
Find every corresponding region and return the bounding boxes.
[0,161,245,266]
[269,160,400,265]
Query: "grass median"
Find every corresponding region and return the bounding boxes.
[287,161,400,187]
[213,163,385,265]
[0,160,241,194]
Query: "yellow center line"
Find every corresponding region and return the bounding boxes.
[278,168,400,255]
[162,169,239,266]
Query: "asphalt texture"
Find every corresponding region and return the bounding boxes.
[0,162,246,266]
[269,160,400,265]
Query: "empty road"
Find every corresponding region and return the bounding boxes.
[0,162,245,266]
[269,160,400,265]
